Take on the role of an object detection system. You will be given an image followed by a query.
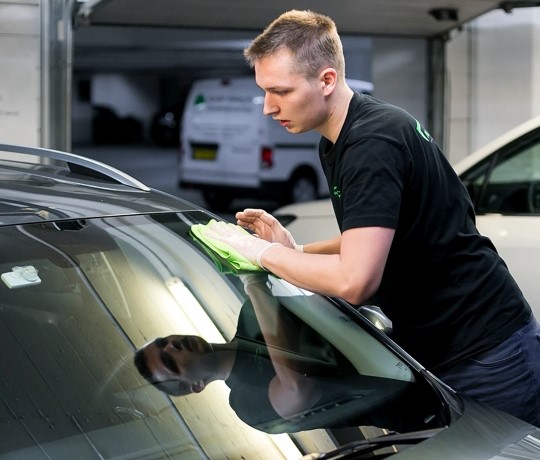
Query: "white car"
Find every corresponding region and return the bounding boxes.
[274,115,540,314]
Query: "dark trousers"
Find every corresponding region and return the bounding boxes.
[436,316,540,427]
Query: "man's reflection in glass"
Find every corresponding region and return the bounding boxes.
[134,273,360,432]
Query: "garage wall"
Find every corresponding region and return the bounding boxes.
[372,37,428,127]
[0,0,40,146]
[446,7,540,164]
[0,0,72,152]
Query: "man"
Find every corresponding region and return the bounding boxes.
[202,9,540,426]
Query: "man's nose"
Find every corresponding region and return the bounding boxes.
[263,94,278,116]
[164,340,180,352]
[163,342,174,354]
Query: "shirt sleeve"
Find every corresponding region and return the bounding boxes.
[338,136,410,232]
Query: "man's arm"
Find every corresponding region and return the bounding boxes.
[303,234,342,255]
[241,275,321,420]
[235,209,394,305]
[202,211,394,306]
[260,226,394,305]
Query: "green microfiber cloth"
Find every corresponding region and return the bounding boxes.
[190,220,264,274]
[191,236,235,274]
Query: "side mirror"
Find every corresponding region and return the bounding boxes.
[358,305,393,336]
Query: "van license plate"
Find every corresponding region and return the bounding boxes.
[193,147,217,161]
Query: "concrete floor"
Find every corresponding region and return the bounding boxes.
[73,144,280,222]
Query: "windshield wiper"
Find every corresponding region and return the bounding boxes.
[301,428,443,459]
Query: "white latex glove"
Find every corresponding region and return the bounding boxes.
[235,208,303,252]
[203,221,281,268]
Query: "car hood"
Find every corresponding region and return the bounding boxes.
[394,397,540,459]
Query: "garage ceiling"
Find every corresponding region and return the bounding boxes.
[72,0,535,77]
[77,0,527,37]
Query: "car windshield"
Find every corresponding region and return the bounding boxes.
[0,211,448,459]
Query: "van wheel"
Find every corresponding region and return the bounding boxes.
[288,173,317,203]
[203,191,232,211]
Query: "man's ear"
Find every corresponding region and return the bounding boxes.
[319,68,338,95]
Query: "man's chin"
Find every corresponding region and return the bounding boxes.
[191,381,205,393]
[285,126,303,134]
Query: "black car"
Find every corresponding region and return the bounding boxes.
[150,102,184,147]
[0,143,538,459]
[92,105,143,145]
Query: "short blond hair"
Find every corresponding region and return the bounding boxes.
[244,10,346,80]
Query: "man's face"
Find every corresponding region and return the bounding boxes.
[143,335,213,395]
[254,48,328,134]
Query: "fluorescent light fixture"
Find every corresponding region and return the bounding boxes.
[165,276,224,343]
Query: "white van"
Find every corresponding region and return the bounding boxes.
[178,77,373,210]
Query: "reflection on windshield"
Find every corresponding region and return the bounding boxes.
[0,211,447,459]
[135,271,418,434]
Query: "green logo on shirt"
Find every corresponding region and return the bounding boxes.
[254,346,263,372]
[415,119,431,142]
[333,186,342,198]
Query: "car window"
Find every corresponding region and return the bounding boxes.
[0,211,447,458]
[460,129,540,214]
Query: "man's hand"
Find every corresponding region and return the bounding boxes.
[235,208,303,252]
[203,221,281,268]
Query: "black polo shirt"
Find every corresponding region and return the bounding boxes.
[319,93,531,370]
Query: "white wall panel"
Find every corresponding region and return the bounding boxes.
[372,37,428,127]
[447,7,540,164]
[0,1,40,146]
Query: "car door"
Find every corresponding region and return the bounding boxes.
[459,126,540,313]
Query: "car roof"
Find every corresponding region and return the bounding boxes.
[0,144,199,226]
[452,115,540,175]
